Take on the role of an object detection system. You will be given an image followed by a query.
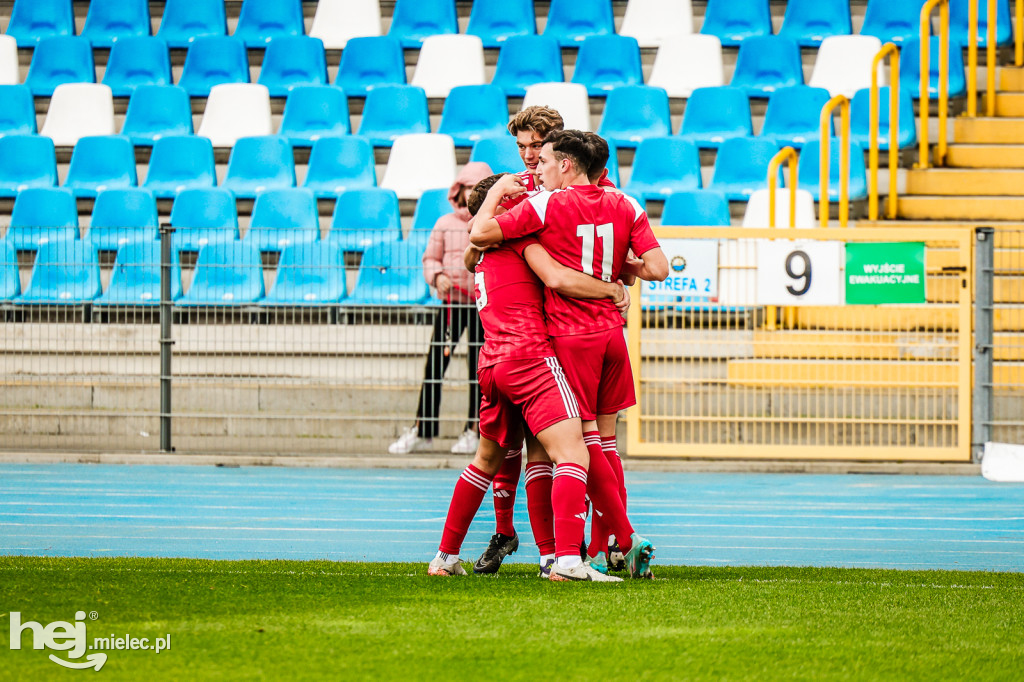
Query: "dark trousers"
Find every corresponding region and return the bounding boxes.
[415,303,483,439]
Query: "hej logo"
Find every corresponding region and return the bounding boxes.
[8,611,172,672]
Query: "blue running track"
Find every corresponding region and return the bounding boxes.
[1,464,1021,572]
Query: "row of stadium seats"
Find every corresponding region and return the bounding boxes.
[1,79,918,152]
[0,133,869,218]
[3,0,1012,50]
[0,239,432,306]
[2,31,970,101]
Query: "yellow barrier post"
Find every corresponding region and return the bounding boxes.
[869,43,900,221]
[819,95,850,227]
[766,147,800,329]
[1017,0,1023,65]
[919,0,950,169]
[967,0,978,116]
[987,0,997,117]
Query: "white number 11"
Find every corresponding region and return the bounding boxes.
[576,223,614,282]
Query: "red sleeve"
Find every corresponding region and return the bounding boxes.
[507,236,540,258]
[597,168,616,188]
[495,198,543,241]
[629,208,660,257]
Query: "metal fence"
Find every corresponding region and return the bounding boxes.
[1,224,1021,460]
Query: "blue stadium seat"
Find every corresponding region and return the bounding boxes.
[951,0,1013,47]
[334,36,406,97]
[0,85,37,136]
[624,138,702,202]
[178,242,265,306]
[244,188,320,252]
[490,35,564,97]
[262,242,347,306]
[302,137,377,198]
[900,36,968,99]
[543,0,614,46]
[676,86,752,149]
[82,0,151,48]
[850,87,918,151]
[95,241,182,305]
[257,36,329,97]
[387,0,458,48]
[156,0,228,48]
[437,85,510,147]
[233,0,305,47]
[778,0,852,47]
[178,36,250,97]
[62,135,138,198]
[596,85,672,149]
[169,188,240,251]
[859,0,925,45]
[6,188,79,250]
[221,136,296,198]
[25,36,95,97]
[0,240,20,301]
[760,86,833,148]
[357,85,431,147]
[328,188,402,252]
[120,85,194,146]
[469,136,522,174]
[346,241,430,305]
[409,188,454,237]
[86,188,159,251]
[101,37,172,97]
[709,137,782,201]
[278,86,351,147]
[661,189,732,226]
[603,140,621,187]
[6,0,76,48]
[571,35,644,97]
[797,140,869,201]
[466,0,536,48]
[15,241,101,304]
[0,135,57,197]
[142,136,217,198]
[731,36,803,97]
[700,0,773,46]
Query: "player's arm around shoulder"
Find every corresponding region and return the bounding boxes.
[521,242,624,303]
[469,174,526,248]
[632,247,670,282]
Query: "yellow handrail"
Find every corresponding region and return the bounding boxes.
[819,95,850,227]
[869,43,900,221]
[919,0,950,169]
[969,0,1000,117]
[1017,0,1023,65]
[766,146,798,230]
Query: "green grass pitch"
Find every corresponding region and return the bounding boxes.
[1,557,1022,680]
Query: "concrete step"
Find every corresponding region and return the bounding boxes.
[727,358,1024,388]
[954,117,1024,143]
[944,144,1024,168]
[905,168,1024,195]
[999,66,1024,91]
[793,305,1024,331]
[995,92,1024,116]
[890,195,1024,221]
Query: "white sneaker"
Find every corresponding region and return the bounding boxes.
[388,427,433,454]
[450,429,479,454]
[427,557,467,576]
[549,562,623,582]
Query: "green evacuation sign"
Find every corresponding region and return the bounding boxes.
[845,242,926,305]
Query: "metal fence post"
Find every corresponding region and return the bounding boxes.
[973,226,995,461]
[159,223,175,453]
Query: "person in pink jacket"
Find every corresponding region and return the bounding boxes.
[389,162,494,455]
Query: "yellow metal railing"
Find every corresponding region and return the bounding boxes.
[767,146,798,229]
[869,43,900,221]
[1017,0,1023,65]
[967,0,999,117]
[919,0,950,169]
[819,95,850,227]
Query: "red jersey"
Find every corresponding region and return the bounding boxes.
[500,168,616,211]
[473,238,555,368]
[495,184,660,336]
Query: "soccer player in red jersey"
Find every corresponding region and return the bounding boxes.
[429,187,631,581]
[471,130,668,576]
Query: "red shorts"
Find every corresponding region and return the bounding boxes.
[552,328,636,421]
[478,356,582,447]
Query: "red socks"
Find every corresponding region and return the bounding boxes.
[589,436,626,558]
[438,464,493,555]
[524,461,555,556]
[491,447,522,536]
[583,431,634,552]
[551,462,588,558]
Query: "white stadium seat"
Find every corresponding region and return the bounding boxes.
[522,82,592,131]
[648,35,725,98]
[809,35,885,99]
[40,83,116,146]
[197,83,274,148]
[410,34,486,98]
[620,0,694,48]
[309,0,382,49]
[380,133,457,200]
